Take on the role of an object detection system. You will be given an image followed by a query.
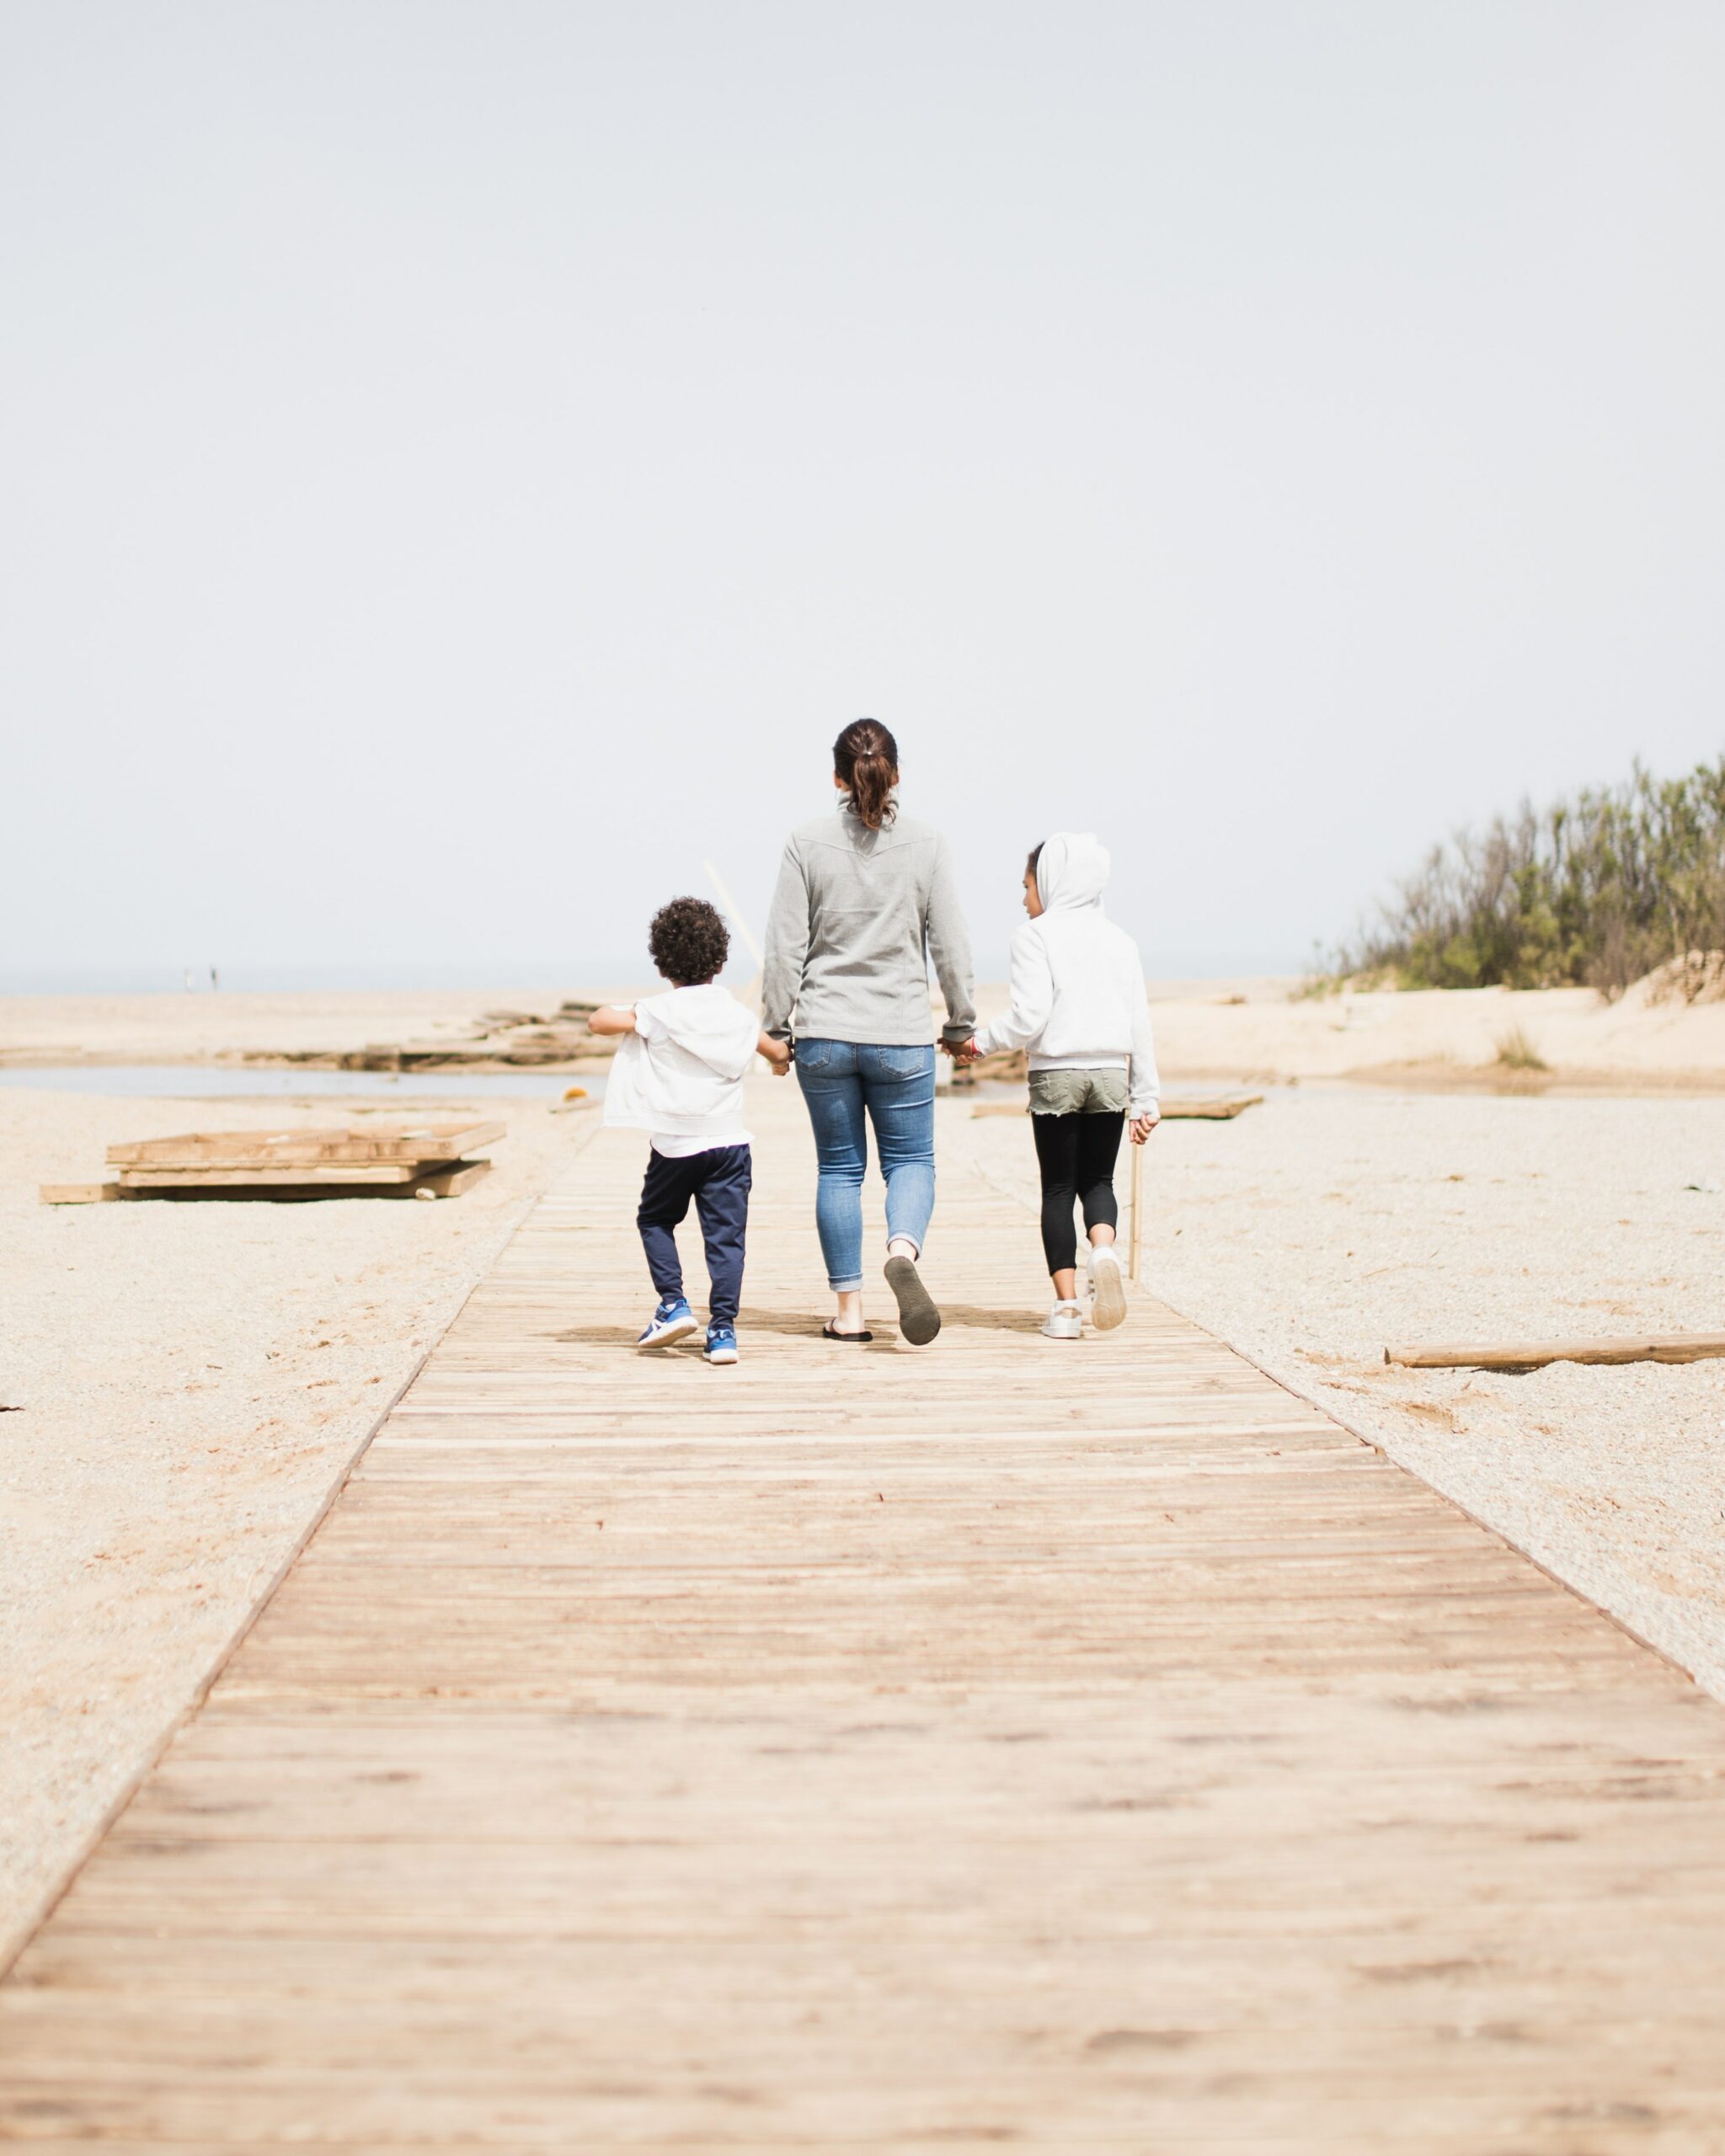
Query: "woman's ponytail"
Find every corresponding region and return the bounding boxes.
[833,718,900,831]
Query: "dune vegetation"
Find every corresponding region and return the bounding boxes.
[1334,756,1725,998]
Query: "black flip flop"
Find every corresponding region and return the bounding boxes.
[822,1321,873,1342]
[884,1255,942,1345]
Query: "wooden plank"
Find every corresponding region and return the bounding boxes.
[410,1159,492,1199]
[972,1095,1263,1120]
[105,1121,504,1168]
[106,1161,489,1201]
[1163,1092,1264,1118]
[6,1083,1725,2148]
[37,1181,131,1204]
[116,1161,447,1187]
[1386,1332,1725,1370]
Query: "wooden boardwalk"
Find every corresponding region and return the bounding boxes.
[7,1083,1725,2150]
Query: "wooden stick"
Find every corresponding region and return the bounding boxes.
[1385,1333,1725,1371]
[1163,1093,1263,1120]
[702,858,764,972]
[1129,1138,1144,1283]
[970,1094,1263,1122]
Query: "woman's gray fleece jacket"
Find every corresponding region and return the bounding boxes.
[762,802,977,1048]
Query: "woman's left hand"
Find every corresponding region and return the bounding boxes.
[1129,1114,1158,1145]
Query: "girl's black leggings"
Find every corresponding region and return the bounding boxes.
[1031,1110,1124,1275]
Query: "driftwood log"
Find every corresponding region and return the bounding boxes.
[1385,1334,1725,1372]
[971,1094,1262,1122]
[946,1048,1027,1086]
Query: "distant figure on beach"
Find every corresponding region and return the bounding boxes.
[952,833,1158,1340]
[590,897,791,1365]
[762,719,975,1346]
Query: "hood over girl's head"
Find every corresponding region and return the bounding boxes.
[1031,831,1111,914]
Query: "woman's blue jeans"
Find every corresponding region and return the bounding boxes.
[795,1040,937,1291]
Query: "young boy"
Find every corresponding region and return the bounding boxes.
[590,897,790,1364]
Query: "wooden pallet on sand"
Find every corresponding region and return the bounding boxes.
[40,1122,502,1204]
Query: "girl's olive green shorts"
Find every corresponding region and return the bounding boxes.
[1028,1068,1130,1116]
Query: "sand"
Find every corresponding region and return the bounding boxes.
[12,973,1725,1086]
[1003,973,1725,1089]
[967,1087,1725,1697]
[1177,974,1725,1089]
[0,987,643,1066]
[0,1084,593,1968]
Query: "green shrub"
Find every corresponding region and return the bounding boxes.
[1493,1025,1549,1071]
[1333,757,1725,998]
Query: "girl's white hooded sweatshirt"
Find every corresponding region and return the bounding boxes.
[603,982,761,1155]
[974,832,1160,1119]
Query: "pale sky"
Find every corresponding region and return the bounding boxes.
[4,0,1722,989]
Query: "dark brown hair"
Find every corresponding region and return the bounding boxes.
[1027,842,1044,874]
[648,895,729,985]
[833,718,900,832]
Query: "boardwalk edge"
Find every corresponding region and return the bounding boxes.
[0,1129,602,1983]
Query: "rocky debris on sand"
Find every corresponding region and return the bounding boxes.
[945,1047,1027,1088]
[245,1000,620,1071]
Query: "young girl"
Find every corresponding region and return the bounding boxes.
[959,832,1158,1338]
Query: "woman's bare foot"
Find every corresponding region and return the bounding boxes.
[827,1289,868,1339]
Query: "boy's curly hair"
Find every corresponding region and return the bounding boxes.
[649,895,729,985]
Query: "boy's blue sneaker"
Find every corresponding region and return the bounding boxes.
[704,1322,740,1365]
[638,1296,698,1350]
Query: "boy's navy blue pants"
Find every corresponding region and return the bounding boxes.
[637,1144,751,1326]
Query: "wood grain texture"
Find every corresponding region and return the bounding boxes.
[971,1093,1263,1121]
[7,1083,1725,2149]
[106,1122,505,1167]
[409,1160,493,1200]
[99,1161,492,1202]
[116,1161,452,1187]
[1386,1332,1725,1370]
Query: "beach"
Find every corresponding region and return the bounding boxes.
[13,972,1725,1086]
[6,976,1725,1969]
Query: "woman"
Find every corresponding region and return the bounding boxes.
[762,718,975,1343]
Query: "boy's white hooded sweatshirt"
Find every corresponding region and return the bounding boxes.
[974,832,1160,1118]
[603,983,760,1156]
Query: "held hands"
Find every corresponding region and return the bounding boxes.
[759,1035,793,1077]
[942,1036,980,1064]
[1129,1114,1158,1145]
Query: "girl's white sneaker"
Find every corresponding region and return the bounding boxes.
[1088,1247,1128,1331]
[1041,1300,1083,1341]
